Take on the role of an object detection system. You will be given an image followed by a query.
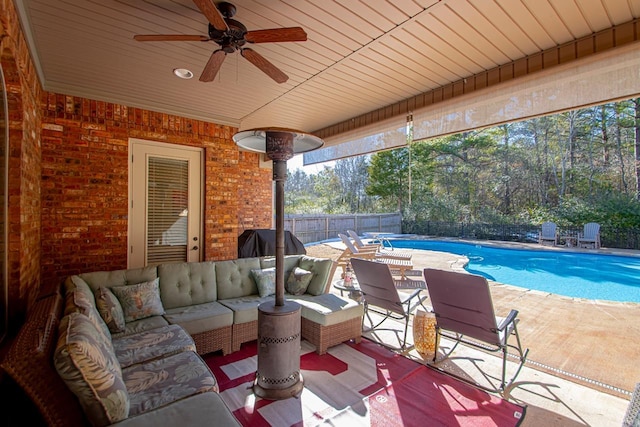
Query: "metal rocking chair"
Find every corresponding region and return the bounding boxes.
[351,258,428,351]
[423,268,529,394]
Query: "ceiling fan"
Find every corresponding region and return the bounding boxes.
[134,1,307,83]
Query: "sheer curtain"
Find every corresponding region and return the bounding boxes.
[412,43,640,142]
[304,115,408,165]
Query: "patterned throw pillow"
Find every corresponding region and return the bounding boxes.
[72,289,113,340]
[286,267,314,295]
[250,267,276,298]
[96,286,126,333]
[111,278,165,322]
[54,312,129,426]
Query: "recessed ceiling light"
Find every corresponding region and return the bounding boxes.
[173,68,193,79]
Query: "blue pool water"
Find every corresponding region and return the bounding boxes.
[391,240,640,303]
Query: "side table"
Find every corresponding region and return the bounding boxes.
[561,234,577,247]
[333,280,363,303]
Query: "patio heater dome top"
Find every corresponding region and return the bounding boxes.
[233,127,324,155]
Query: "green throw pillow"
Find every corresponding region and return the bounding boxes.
[111,278,165,322]
[286,267,314,295]
[251,268,276,297]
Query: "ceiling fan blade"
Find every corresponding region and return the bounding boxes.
[193,0,228,32]
[199,50,227,82]
[134,34,209,42]
[241,48,288,84]
[245,27,307,43]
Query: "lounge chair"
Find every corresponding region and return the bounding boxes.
[577,222,601,249]
[337,233,414,278]
[623,383,640,427]
[422,268,529,394]
[351,258,428,351]
[538,221,558,246]
[347,230,412,260]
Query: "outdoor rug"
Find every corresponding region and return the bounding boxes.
[204,339,526,427]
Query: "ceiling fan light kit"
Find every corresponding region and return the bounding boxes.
[134,1,307,84]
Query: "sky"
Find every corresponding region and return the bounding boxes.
[287,154,333,174]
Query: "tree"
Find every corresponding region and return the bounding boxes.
[333,156,372,212]
[633,98,640,199]
[366,148,409,211]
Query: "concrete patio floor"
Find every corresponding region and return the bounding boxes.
[305,239,638,426]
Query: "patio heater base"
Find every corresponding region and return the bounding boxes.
[253,300,304,400]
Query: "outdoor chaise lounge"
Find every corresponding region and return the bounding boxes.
[351,258,428,351]
[538,221,558,246]
[422,268,529,394]
[337,233,414,278]
[346,230,413,260]
[577,222,601,249]
[623,383,640,427]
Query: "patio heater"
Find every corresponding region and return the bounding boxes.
[233,128,324,399]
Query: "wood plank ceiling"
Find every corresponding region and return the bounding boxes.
[16,0,640,146]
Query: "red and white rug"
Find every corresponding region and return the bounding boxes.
[205,339,525,427]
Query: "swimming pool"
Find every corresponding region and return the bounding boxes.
[391,240,640,303]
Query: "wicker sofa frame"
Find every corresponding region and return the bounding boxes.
[192,326,233,355]
[301,316,363,355]
[231,320,258,353]
[2,292,88,427]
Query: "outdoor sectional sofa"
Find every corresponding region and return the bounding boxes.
[1,254,364,426]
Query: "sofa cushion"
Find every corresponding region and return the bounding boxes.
[286,267,314,295]
[113,324,196,368]
[157,261,217,309]
[215,258,262,300]
[80,266,158,292]
[217,295,274,324]
[250,267,276,297]
[54,312,129,427]
[96,286,126,333]
[287,293,364,326]
[112,316,169,338]
[123,351,217,417]
[112,279,165,322]
[298,256,335,295]
[163,301,233,335]
[107,392,240,427]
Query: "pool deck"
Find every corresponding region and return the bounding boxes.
[306,238,639,426]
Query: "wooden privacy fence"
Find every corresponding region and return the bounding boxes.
[283,215,640,249]
[284,213,402,244]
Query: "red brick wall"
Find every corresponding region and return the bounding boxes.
[40,95,273,290]
[1,0,44,329]
[238,152,274,231]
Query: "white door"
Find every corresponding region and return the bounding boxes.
[129,139,202,268]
